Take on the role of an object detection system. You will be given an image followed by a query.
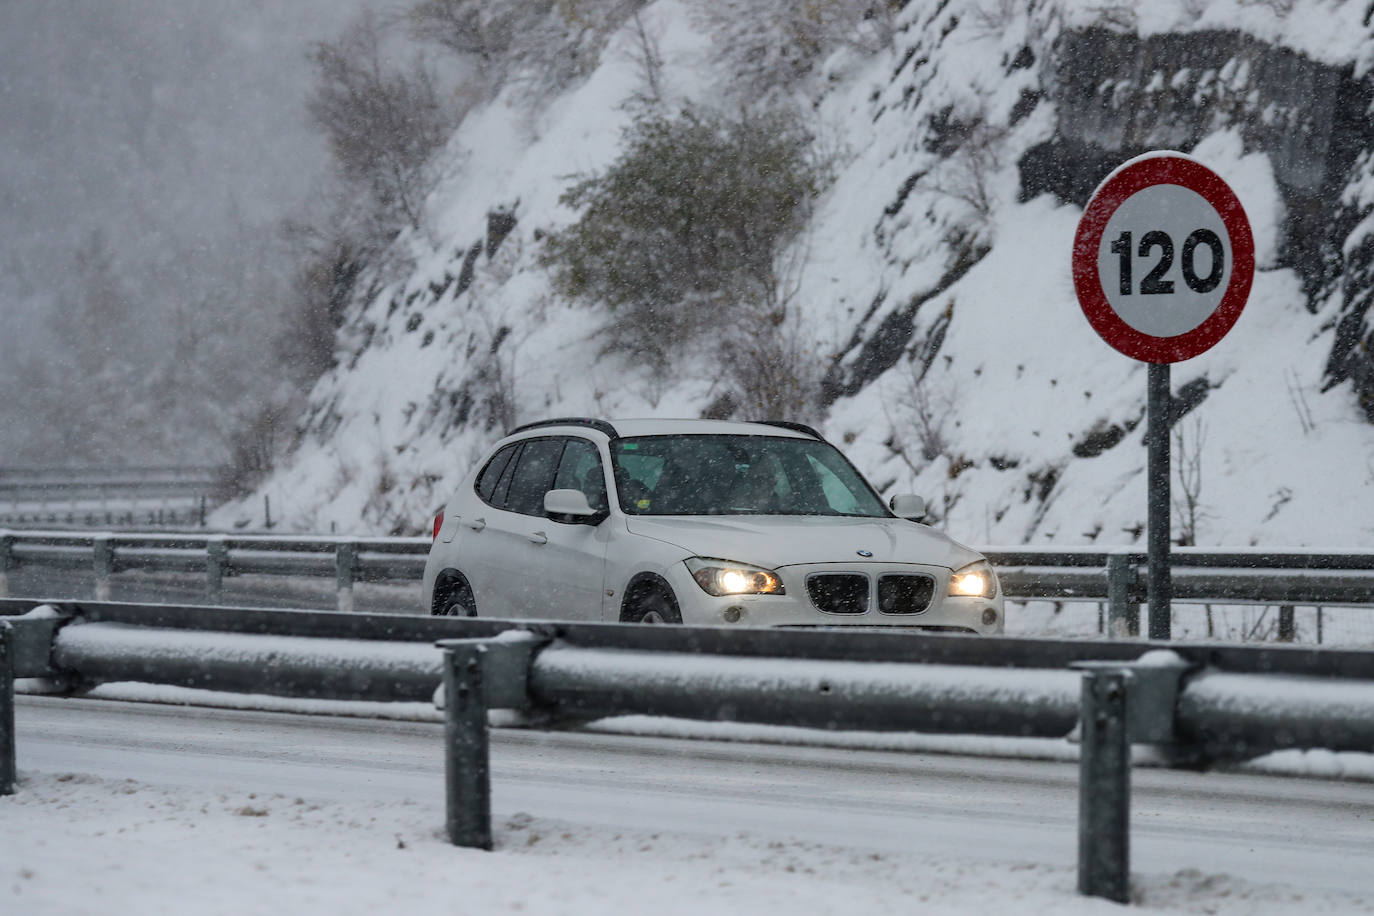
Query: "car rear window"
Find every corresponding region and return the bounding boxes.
[489,443,522,508]
[475,443,518,503]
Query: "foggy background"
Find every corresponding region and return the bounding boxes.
[0,0,372,466]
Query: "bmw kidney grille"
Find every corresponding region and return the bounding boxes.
[877,574,935,614]
[806,574,870,614]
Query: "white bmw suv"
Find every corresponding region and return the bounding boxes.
[423,418,1003,633]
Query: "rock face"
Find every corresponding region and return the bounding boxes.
[1024,27,1374,418]
[1050,28,1358,198]
[220,3,1374,547]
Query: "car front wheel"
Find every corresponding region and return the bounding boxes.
[623,582,682,624]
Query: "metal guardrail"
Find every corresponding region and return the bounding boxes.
[0,466,219,482]
[0,532,429,610]
[2,600,1374,904]
[986,547,1374,640]
[1,532,1371,633]
[0,468,219,530]
[0,508,207,530]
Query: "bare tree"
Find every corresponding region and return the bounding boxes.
[1086,3,1137,31]
[1237,0,1295,14]
[925,109,1007,236]
[407,0,518,68]
[1172,415,1216,635]
[466,307,523,433]
[1285,368,1316,434]
[716,310,824,422]
[215,400,296,500]
[628,8,665,105]
[1172,416,1209,547]
[964,0,1022,38]
[879,353,960,530]
[280,230,364,380]
[693,0,901,98]
[307,12,456,233]
[885,342,956,470]
[408,0,643,101]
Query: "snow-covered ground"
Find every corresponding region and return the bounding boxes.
[8,769,1365,916]
[0,771,1206,915]
[8,692,1374,914]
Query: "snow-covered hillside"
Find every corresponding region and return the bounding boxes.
[218,0,1374,547]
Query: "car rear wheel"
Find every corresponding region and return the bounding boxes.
[623,582,682,624]
[432,573,477,617]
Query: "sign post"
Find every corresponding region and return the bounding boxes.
[1146,363,1170,639]
[1072,152,1254,640]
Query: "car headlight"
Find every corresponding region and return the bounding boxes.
[948,561,998,598]
[685,557,785,596]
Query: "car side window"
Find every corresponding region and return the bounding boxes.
[475,444,519,504]
[553,438,607,512]
[489,443,523,508]
[503,437,565,516]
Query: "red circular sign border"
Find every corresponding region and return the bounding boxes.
[1072,154,1255,364]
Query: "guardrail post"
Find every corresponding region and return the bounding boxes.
[1,621,15,795]
[1106,554,1139,638]
[92,536,113,602]
[206,538,227,603]
[0,534,12,599]
[1278,605,1295,643]
[442,641,491,849]
[1078,667,1131,904]
[335,541,357,613]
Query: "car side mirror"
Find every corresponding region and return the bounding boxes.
[544,488,604,525]
[889,493,926,521]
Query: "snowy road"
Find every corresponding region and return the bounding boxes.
[9,695,1374,913]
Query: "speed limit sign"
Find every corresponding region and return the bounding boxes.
[1072,152,1254,363]
[1071,151,1255,642]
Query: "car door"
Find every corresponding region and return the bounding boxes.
[436,442,515,612]
[459,436,562,617]
[533,437,612,619]
[457,439,553,617]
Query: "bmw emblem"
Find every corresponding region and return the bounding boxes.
[857,549,873,558]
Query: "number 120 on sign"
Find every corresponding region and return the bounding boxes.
[1109,229,1224,297]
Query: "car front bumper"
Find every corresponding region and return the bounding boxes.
[664,561,1005,635]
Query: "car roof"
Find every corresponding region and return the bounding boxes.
[505,417,819,441]
[612,418,817,439]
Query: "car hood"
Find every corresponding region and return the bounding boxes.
[623,515,982,570]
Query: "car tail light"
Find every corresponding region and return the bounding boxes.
[432,508,444,541]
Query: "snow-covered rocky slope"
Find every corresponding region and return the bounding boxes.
[218,0,1374,547]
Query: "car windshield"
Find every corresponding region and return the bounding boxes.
[609,435,890,517]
